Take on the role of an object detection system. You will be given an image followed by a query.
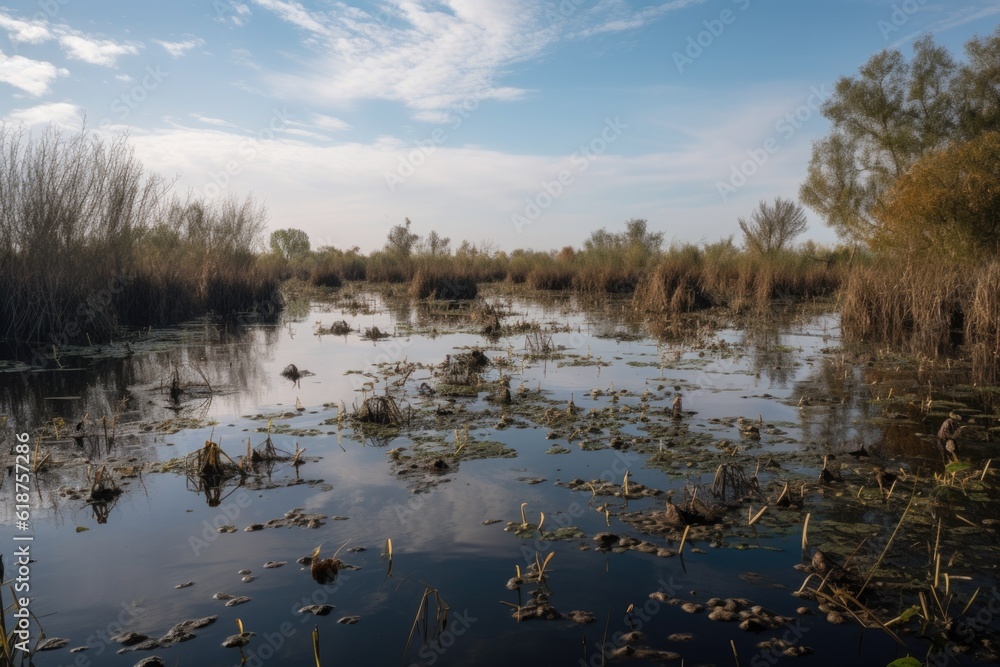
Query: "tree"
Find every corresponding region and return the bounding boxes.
[421,230,451,256]
[385,217,420,256]
[583,218,663,257]
[269,228,310,260]
[738,197,808,255]
[800,29,1000,244]
[873,132,1000,261]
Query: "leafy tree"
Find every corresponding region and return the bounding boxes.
[385,217,420,257]
[738,197,808,255]
[873,132,1000,260]
[583,218,663,257]
[421,229,451,256]
[269,228,310,260]
[800,29,1000,244]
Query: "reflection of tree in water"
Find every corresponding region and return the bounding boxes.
[0,317,277,518]
[792,355,880,456]
[577,294,646,341]
[790,351,984,467]
[742,318,797,389]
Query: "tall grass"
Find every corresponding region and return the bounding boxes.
[0,125,280,360]
[633,245,842,314]
[840,260,1000,383]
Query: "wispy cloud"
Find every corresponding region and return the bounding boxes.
[309,113,350,132]
[887,1,1000,47]
[59,34,142,67]
[190,113,238,127]
[569,0,707,39]
[251,0,557,121]
[155,37,205,58]
[0,50,68,96]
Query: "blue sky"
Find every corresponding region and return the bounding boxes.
[2,1,999,253]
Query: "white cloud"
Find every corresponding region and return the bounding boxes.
[568,0,706,39]
[889,3,1000,47]
[252,0,557,120]
[0,50,68,96]
[254,0,326,33]
[115,73,134,83]
[309,113,350,132]
[218,2,252,26]
[190,113,238,127]
[230,47,259,69]
[0,13,53,43]
[0,10,143,67]
[154,37,205,58]
[59,34,142,67]
[3,101,83,128]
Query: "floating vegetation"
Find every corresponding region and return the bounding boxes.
[439,348,491,387]
[86,464,123,503]
[188,440,242,479]
[318,319,352,336]
[711,462,763,503]
[362,326,391,341]
[353,394,407,426]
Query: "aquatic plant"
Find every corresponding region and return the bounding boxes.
[353,394,407,426]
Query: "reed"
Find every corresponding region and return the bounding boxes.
[840,259,1000,383]
[0,127,281,360]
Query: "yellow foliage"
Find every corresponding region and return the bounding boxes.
[874,132,1000,261]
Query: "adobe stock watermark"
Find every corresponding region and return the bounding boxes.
[544,0,588,25]
[194,107,292,200]
[408,609,477,666]
[188,489,252,556]
[384,79,496,192]
[31,0,70,22]
[86,64,168,142]
[716,84,829,202]
[673,0,752,74]
[511,116,628,233]
[877,0,928,41]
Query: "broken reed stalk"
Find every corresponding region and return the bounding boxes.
[312,625,321,667]
[748,505,768,527]
[858,486,917,597]
[386,538,394,578]
[801,513,811,556]
[776,482,790,505]
[535,551,555,582]
[678,524,691,556]
[600,607,611,667]
[730,639,741,667]
[982,459,992,482]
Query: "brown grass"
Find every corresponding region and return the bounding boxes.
[840,259,1000,383]
[409,266,478,300]
[0,127,280,359]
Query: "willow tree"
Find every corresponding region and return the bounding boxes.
[800,29,1000,245]
[873,132,1000,261]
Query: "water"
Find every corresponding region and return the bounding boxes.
[1,288,996,666]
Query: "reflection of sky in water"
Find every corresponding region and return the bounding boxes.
[0,296,961,665]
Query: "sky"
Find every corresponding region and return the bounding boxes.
[1,0,999,254]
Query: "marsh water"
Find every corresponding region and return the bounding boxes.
[2,287,999,667]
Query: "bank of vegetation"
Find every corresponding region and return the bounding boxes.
[0,126,281,362]
[4,30,1000,382]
